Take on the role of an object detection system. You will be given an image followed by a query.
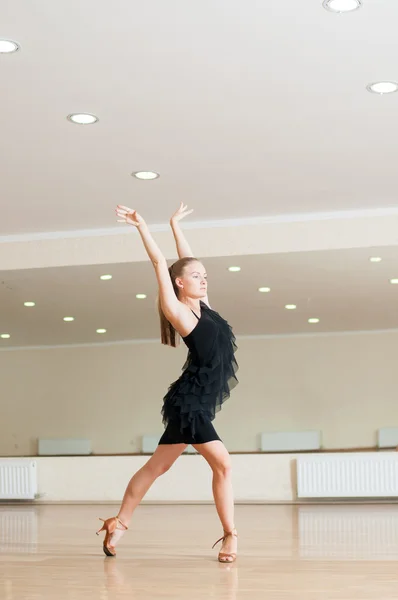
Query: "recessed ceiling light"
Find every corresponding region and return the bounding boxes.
[366,82,398,95]
[0,39,20,53]
[100,275,113,280]
[63,317,75,322]
[67,113,99,125]
[1,333,11,339]
[96,329,107,334]
[24,302,36,307]
[132,171,159,180]
[370,257,382,262]
[308,318,320,324]
[136,294,147,299]
[258,287,271,293]
[228,266,241,272]
[285,304,297,310]
[323,0,362,13]
[390,279,398,284]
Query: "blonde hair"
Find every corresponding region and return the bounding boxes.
[158,257,200,347]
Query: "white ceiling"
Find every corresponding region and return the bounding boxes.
[1,0,398,234]
[1,0,398,347]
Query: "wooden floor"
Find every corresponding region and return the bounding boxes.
[1,503,398,599]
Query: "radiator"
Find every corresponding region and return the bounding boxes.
[0,460,37,500]
[297,453,398,498]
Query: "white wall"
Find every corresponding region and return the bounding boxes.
[24,454,294,503]
[1,330,398,456]
[5,452,398,503]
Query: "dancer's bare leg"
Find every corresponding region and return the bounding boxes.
[193,441,237,559]
[110,443,187,546]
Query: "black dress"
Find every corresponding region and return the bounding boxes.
[159,301,238,445]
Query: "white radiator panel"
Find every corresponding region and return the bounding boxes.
[297,453,398,498]
[260,430,321,452]
[0,460,37,500]
[378,427,398,449]
[38,438,91,456]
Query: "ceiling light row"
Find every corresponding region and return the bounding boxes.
[230,256,392,285]
[228,266,319,323]
[1,329,108,339]
[1,313,322,340]
[0,277,148,338]
[229,256,397,323]
[3,258,394,340]
[19,292,147,310]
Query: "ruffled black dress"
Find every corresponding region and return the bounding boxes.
[159,301,238,445]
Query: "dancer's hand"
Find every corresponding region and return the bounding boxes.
[115,205,145,227]
[170,202,194,224]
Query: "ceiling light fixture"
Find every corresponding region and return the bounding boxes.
[228,266,241,272]
[63,317,75,322]
[370,257,382,262]
[366,81,398,95]
[136,294,147,299]
[258,287,271,293]
[132,171,159,180]
[100,275,113,280]
[308,318,320,324]
[322,0,362,13]
[0,39,20,53]
[390,279,398,284]
[24,302,36,307]
[96,329,107,334]
[67,113,99,125]
[285,304,297,310]
[1,333,11,339]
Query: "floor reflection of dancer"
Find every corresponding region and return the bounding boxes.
[103,556,239,597]
[97,203,239,562]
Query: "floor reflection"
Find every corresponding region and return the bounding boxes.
[298,504,398,560]
[0,508,37,554]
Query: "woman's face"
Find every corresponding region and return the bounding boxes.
[177,262,208,299]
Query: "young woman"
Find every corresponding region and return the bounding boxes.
[97,203,239,562]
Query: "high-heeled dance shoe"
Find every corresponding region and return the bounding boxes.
[212,528,238,563]
[96,516,128,557]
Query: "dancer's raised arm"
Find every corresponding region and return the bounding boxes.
[116,205,164,265]
[170,203,211,308]
[115,205,180,317]
[170,202,194,258]
[115,205,199,334]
